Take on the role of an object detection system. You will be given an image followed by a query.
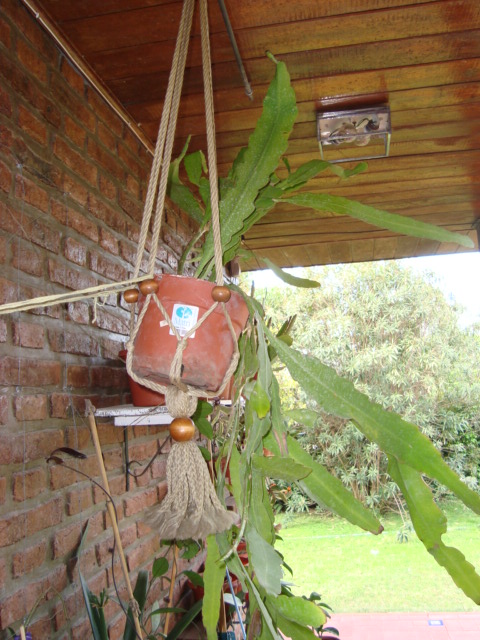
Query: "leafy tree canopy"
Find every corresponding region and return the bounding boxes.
[250,261,480,511]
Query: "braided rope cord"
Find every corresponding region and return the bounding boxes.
[126,0,242,411]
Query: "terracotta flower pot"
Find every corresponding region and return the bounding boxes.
[119,350,165,407]
[132,275,249,392]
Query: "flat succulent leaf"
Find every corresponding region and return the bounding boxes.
[283,193,474,248]
[184,150,207,186]
[287,435,382,534]
[388,459,480,604]
[267,594,327,628]
[202,535,225,640]
[265,326,480,516]
[245,525,283,596]
[284,408,319,428]
[252,453,312,482]
[262,258,320,288]
[196,57,297,276]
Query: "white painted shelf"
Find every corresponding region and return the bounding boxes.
[95,404,172,426]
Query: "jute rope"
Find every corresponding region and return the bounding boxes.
[125,0,242,414]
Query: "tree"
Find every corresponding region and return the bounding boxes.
[254,261,480,511]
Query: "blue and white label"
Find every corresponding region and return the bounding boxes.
[170,304,199,338]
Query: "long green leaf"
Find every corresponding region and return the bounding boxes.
[123,570,148,640]
[166,599,203,640]
[202,534,225,640]
[251,453,312,482]
[262,258,320,288]
[265,326,480,515]
[267,594,326,628]
[287,436,382,534]
[79,572,108,640]
[388,459,480,603]
[283,193,474,248]
[196,57,297,276]
[245,525,283,596]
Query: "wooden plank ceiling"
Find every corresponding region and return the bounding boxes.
[35,0,480,269]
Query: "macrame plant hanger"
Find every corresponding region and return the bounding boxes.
[124,0,239,541]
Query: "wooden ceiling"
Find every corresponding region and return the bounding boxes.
[34,0,480,269]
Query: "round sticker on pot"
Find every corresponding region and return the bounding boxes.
[170,304,199,338]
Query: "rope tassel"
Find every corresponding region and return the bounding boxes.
[145,388,235,540]
[146,430,235,540]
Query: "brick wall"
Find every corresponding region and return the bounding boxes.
[0,1,199,637]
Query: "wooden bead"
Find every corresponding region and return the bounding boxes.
[169,417,195,442]
[139,279,159,296]
[211,285,231,303]
[123,288,139,304]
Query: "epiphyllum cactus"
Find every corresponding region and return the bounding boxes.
[166,53,480,639]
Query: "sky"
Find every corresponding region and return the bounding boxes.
[247,251,480,327]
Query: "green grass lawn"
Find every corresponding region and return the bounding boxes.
[275,500,480,613]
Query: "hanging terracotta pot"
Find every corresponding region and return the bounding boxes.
[132,275,249,392]
[118,350,165,407]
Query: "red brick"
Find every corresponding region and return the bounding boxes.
[49,455,99,490]
[52,521,83,559]
[118,143,144,177]
[60,57,85,96]
[12,321,44,348]
[103,448,123,472]
[0,319,6,343]
[14,173,49,214]
[102,337,125,360]
[125,173,141,199]
[87,194,126,233]
[0,236,6,264]
[89,251,128,281]
[91,365,127,389]
[66,486,93,515]
[49,393,88,419]
[0,477,6,505]
[0,564,67,629]
[123,487,157,517]
[0,201,59,252]
[61,173,88,207]
[151,457,167,480]
[64,114,87,149]
[27,615,53,639]
[87,136,124,181]
[14,394,47,420]
[48,257,97,290]
[66,301,90,324]
[17,103,48,144]
[97,120,117,151]
[0,356,61,387]
[93,474,124,505]
[12,467,47,501]
[64,236,87,266]
[16,35,48,82]
[12,539,47,577]
[24,429,64,464]
[0,497,63,547]
[50,73,95,131]
[2,0,56,59]
[11,242,43,276]
[98,172,117,201]
[126,535,157,571]
[119,240,136,266]
[51,199,98,241]
[49,328,99,356]
[53,135,97,184]
[87,87,123,135]
[0,396,7,424]
[0,83,12,118]
[93,308,129,336]
[99,227,119,255]
[67,365,90,388]
[0,158,11,192]
[65,424,91,449]
[118,189,142,224]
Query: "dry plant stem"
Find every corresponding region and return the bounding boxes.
[20,626,26,640]
[86,403,144,640]
[164,544,179,636]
